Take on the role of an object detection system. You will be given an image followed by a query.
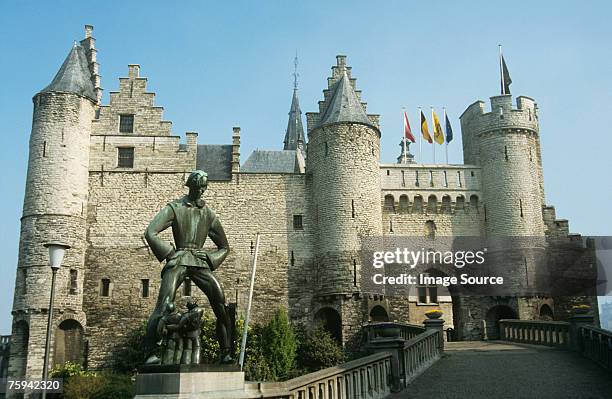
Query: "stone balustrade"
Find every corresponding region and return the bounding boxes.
[499,316,612,373]
[499,319,570,348]
[580,325,612,371]
[362,322,426,344]
[244,322,444,398]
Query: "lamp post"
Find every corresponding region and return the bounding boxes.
[42,241,70,399]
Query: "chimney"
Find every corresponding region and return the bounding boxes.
[231,127,241,174]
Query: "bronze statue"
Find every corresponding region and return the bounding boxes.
[158,302,183,365]
[144,170,233,364]
[179,301,204,365]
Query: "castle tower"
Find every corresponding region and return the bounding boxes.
[8,29,97,379]
[460,93,548,319]
[460,94,545,237]
[305,55,382,345]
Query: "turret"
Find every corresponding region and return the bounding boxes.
[460,94,545,237]
[9,27,97,379]
[306,55,382,296]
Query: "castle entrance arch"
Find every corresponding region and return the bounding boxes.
[369,305,389,322]
[53,319,84,366]
[539,304,554,320]
[314,307,342,343]
[484,305,517,340]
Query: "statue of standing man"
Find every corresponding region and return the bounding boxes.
[144,170,234,364]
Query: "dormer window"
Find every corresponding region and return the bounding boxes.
[119,114,134,133]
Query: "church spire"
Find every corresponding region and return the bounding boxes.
[39,43,96,101]
[283,53,306,154]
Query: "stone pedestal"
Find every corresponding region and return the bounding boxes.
[134,364,248,398]
[423,318,445,350]
[568,313,594,352]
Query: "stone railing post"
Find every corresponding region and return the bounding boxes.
[569,309,594,352]
[363,325,404,392]
[423,313,445,351]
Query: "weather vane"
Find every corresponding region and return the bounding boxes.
[292,51,299,90]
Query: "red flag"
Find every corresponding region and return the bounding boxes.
[403,112,416,143]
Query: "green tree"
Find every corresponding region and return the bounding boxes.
[262,308,298,381]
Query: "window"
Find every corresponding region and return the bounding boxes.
[457,171,462,187]
[417,275,439,304]
[141,279,150,298]
[415,170,420,187]
[443,171,448,187]
[117,147,134,168]
[119,114,134,133]
[183,278,192,296]
[69,269,77,295]
[293,215,303,230]
[100,279,110,297]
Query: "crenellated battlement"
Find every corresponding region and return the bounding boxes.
[460,95,539,137]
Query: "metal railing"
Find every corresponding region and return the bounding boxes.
[499,319,570,348]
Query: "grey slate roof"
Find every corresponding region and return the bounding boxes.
[40,44,96,101]
[242,150,299,173]
[283,89,306,151]
[196,145,233,180]
[318,72,374,129]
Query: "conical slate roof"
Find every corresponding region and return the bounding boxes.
[318,72,374,129]
[283,89,305,151]
[39,44,95,101]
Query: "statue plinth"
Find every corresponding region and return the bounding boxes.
[135,364,246,398]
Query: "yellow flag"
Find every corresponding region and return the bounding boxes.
[433,110,444,144]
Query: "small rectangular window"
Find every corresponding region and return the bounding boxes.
[117,147,134,168]
[69,269,77,295]
[417,287,427,304]
[100,278,110,297]
[183,278,192,296]
[141,279,150,298]
[119,114,134,133]
[293,215,303,230]
[429,287,438,304]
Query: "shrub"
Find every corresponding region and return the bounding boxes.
[62,373,133,399]
[297,327,345,372]
[243,324,273,381]
[109,321,149,374]
[262,308,298,381]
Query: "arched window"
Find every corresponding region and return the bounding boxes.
[399,195,409,212]
[413,195,423,213]
[384,194,395,212]
[470,195,479,212]
[314,308,342,343]
[427,195,437,214]
[53,319,85,367]
[369,306,390,322]
[456,195,465,211]
[441,195,451,214]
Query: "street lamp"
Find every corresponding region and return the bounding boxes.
[42,241,70,398]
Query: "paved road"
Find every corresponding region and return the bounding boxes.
[389,341,612,399]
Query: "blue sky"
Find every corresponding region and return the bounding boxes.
[0,1,611,334]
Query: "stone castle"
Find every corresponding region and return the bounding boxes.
[8,25,597,379]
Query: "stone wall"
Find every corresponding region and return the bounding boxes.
[84,171,313,368]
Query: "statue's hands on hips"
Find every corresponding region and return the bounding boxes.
[193,249,212,270]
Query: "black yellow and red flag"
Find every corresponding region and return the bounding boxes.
[420,110,432,144]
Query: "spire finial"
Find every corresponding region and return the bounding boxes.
[292,51,299,90]
[73,41,78,48]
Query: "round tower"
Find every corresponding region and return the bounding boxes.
[460,94,548,320]
[9,38,97,379]
[460,94,545,237]
[305,56,382,345]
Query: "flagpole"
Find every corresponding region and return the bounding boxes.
[444,107,448,164]
[402,107,407,164]
[431,106,435,164]
[499,44,504,95]
[418,107,422,163]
